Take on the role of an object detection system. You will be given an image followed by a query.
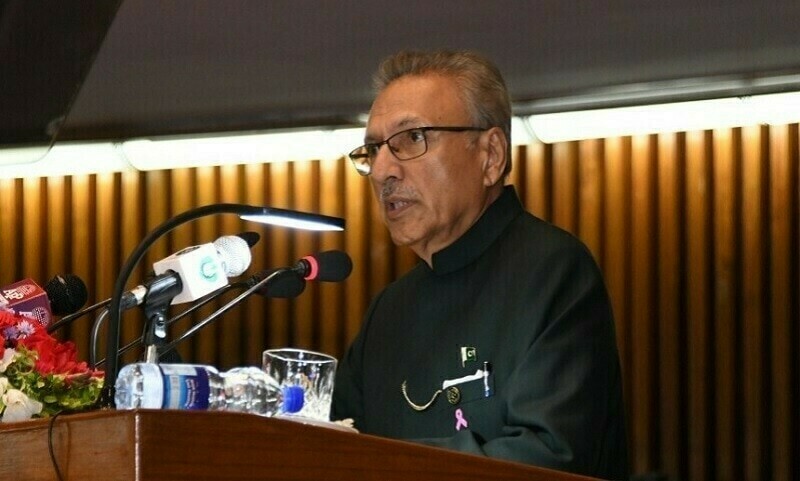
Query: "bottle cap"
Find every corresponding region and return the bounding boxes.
[281,385,304,413]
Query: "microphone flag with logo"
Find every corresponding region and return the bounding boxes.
[0,279,53,327]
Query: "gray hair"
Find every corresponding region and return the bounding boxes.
[373,50,512,176]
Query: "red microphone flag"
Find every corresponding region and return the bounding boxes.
[0,279,53,327]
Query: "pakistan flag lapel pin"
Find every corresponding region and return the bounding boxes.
[460,346,477,367]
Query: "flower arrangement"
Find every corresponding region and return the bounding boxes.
[0,309,103,422]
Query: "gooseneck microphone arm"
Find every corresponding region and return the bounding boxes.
[156,269,289,359]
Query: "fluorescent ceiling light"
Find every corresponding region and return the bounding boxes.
[121,128,364,171]
[0,128,365,178]
[0,143,133,180]
[527,91,800,143]
[0,145,51,167]
[510,117,535,145]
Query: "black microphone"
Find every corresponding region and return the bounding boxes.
[1,274,88,330]
[155,250,352,359]
[44,274,89,316]
[249,269,306,298]
[292,250,353,282]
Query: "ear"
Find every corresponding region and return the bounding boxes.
[481,127,508,187]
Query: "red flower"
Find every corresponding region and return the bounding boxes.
[17,328,86,376]
[0,310,99,378]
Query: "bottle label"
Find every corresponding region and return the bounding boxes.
[160,364,212,410]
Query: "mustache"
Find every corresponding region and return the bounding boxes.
[378,179,417,203]
[379,178,403,201]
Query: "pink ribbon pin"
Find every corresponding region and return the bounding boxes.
[454,408,468,431]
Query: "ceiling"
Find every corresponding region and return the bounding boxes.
[3,0,800,148]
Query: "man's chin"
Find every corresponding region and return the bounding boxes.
[387,228,420,249]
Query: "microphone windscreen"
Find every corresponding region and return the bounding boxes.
[213,235,252,276]
[45,274,89,315]
[256,270,306,298]
[302,250,353,282]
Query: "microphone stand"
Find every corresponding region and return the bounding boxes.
[92,282,244,367]
[140,275,182,363]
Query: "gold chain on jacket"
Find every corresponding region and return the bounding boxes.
[400,380,442,412]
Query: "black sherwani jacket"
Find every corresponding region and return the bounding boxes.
[332,186,628,480]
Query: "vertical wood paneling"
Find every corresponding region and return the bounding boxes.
[22,178,45,283]
[630,134,657,471]
[522,142,550,220]
[656,133,684,478]
[0,125,797,481]
[94,173,119,366]
[243,162,268,365]
[343,165,371,341]
[507,146,525,197]
[603,136,631,425]
[70,175,95,360]
[0,179,21,285]
[45,177,67,285]
[711,128,739,481]
[169,167,196,362]
[267,161,292,349]
[292,160,318,350]
[120,169,147,366]
[685,130,712,481]
[578,139,604,262]
[768,125,796,481]
[219,163,246,367]
[319,158,346,357]
[740,124,768,481]
[552,142,578,234]
[194,167,218,364]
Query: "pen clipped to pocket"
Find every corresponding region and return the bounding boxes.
[440,361,494,405]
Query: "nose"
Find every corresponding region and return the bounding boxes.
[369,143,402,182]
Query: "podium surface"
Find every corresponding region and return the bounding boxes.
[0,410,598,480]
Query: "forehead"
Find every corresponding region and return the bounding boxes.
[366,74,469,138]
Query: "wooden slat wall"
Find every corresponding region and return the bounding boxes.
[0,124,797,481]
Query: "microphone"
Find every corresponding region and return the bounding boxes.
[293,250,353,282]
[1,274,88,328]
[44,275,89,315]
[130,234,254,362]
[120,234,252,310]
[156,250,352,359]
[48,233,259,333]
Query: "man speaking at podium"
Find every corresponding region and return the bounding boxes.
[332,50,628,480]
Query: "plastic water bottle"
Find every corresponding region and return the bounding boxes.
[114,363,304,415]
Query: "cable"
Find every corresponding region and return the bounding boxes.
[89,308,110,369]
[47,412,66,481]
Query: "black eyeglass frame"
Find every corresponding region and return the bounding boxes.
[348,126,488,176]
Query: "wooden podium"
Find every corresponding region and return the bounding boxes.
[0,410,598,480]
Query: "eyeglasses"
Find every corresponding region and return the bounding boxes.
[348,126,487,176]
